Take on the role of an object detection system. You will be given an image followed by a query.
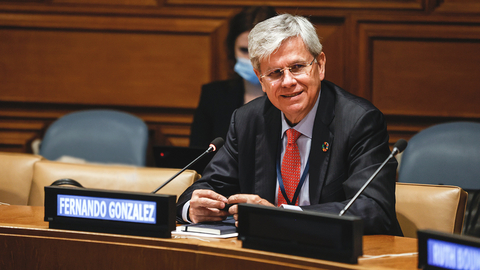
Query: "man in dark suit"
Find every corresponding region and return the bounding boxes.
[177,14,402,236]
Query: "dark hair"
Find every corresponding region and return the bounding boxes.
[225,6,276,67]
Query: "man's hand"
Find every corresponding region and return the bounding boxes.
[227,194,274,226]
[189,189,230,223]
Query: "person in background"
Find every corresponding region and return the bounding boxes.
[178,13,403,236]
[189,6,276,148]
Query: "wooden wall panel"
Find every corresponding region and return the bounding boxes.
[310,17,346,89]
[353,17,480,144]
[0,9,231,153]
[52,0,159,5]
[373,39,480,118]
[1,28,210,108]
[165,0,424,10]
[434,0,480,14]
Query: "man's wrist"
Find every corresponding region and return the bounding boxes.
[182,200,193,223]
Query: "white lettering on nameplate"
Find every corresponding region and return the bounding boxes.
[428,239,480,270]
[57,195,156,224]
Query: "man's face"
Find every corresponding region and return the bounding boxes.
[255,36,326,124]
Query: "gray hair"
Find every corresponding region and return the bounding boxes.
[248,14,323,71]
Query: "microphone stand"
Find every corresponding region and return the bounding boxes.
[339,152,395,216]
[339,140,406,216]
[151,137,224,194]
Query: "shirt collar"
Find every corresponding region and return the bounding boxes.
[281,90,321,139]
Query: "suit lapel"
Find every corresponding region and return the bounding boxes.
[309,82,335,204]
[255,98,281,204]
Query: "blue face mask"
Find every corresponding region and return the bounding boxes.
[234,58,261,85]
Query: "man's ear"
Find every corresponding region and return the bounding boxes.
[254,69,266,92]
[317,52,326,80]
[254,69,261,79]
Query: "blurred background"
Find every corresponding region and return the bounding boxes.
[1,0,479,166]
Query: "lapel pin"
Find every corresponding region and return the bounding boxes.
[322,142,329,152]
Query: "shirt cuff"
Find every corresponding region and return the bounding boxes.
[280,204,303,211]
[182,200,193,223]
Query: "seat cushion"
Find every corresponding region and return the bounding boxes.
[29,160,200,206]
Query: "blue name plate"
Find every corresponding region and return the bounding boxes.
[428,238,480,269]
[45,186,176,238]
[57,194,156,224]
[419,230,480,270]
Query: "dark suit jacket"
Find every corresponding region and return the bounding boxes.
[178,80,403,236]
[189,77,245,148]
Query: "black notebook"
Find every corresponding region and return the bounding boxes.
[177,217,236,235]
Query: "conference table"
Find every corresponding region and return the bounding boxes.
[0,205,419,269]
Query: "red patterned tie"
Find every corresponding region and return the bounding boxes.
[278,128,302,206]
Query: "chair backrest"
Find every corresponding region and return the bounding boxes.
[398,121,480,189]
[0,152,43,205]
[28,160,200,206]
[39,110,148,166]
[396,182,467,238]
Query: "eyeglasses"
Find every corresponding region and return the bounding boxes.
[260,58,316,83]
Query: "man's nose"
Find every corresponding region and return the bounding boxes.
[281,69,297,87]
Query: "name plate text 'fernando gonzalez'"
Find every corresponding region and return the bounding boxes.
[45,186,176,238]
[57,194,156,224]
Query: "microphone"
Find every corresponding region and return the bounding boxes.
[152,137,224,194]
[206,137,224,153]
[339,139,408,216]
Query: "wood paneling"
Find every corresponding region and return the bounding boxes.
[373,39,480,118]
[434,0,480,14]
[0,8,232,152]
[353,16,480,97]
[350,15,480,144]
[52,0,159,5]
[1,0,480,154]
[310,16,346,89]
[1,28,210,108]
[165,0,424,10]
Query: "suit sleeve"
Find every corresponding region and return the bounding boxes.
[301,108,402,236]
[177,110,242,222]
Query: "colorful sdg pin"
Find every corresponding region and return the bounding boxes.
[322,142,329,152]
